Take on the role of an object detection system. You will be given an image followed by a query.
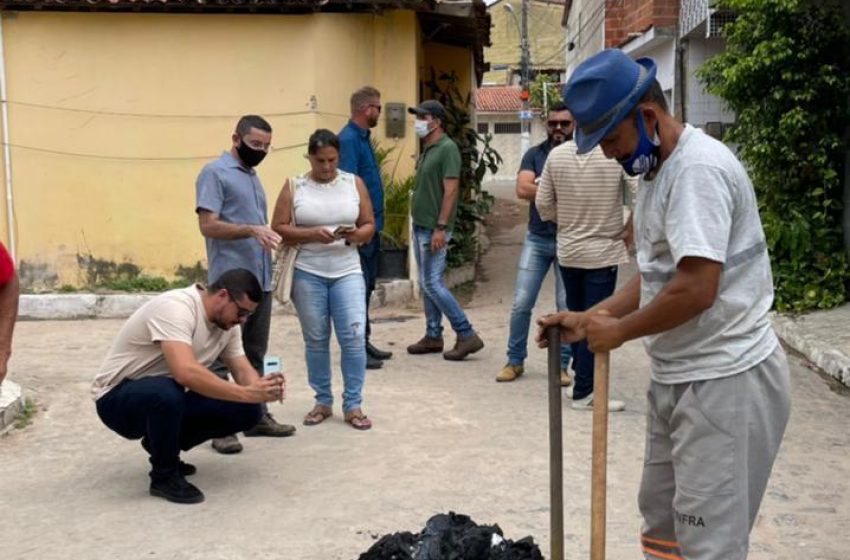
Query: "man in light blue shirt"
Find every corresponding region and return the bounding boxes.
[338,86,393,369]
[196,115,295,453]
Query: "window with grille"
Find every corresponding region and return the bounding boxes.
[494,122,522,134]
[477,122,489,134]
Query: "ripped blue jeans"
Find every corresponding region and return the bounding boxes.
[292,268,367,412]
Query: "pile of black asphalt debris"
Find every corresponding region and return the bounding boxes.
[358,511,544,560]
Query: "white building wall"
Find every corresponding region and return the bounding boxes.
[564,0,605,79]
[685,38,736,127]
[623,37,676,110]
[481,114,547,182]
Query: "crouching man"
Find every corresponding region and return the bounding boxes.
[91,268,285,504]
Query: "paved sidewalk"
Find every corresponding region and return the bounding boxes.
[0,191,848,559]
[773,305,850,387]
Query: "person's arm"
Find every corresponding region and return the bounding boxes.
[160,341,282,403]
[195,167,281,251]
[581,257,720,352]
[516,170,538,201]
[431,143,462,252]
[431,177,459,251]
[270,178,336,245]
[0,271,18,385]
[534,158,557,222]
[536,273,641,347]
[340,177,376,245]
[516,148,538,201]
[619,212,635,250]
[197,211,281,251]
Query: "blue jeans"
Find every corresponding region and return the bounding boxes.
[507,231,571,369]
[96,377,262,482]
[412,225,475,339]
[559,265,618,400]
[292,269,367,412]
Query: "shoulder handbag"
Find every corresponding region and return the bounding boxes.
[271,176,300,304]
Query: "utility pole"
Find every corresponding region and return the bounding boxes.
[519,0,531,157]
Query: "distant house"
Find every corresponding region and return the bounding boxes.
[475,85,547,181]
[0,0,490,289]
[563,0,734,138]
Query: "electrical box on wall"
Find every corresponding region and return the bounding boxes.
[385,102,406,138]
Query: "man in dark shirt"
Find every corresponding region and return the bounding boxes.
[496,103,574,383]
[338,86,392,370]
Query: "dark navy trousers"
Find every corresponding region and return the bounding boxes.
[96,376,262,481]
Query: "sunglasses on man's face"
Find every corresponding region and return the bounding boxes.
[547,120,573,129]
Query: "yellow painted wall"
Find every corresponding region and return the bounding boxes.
[0,10,420,288]
[421,42,474,102]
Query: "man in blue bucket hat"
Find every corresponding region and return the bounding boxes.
[538,49,791,559]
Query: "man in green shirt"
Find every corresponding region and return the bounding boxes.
[406,100,484,360]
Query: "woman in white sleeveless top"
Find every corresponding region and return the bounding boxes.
[272,129,376,430]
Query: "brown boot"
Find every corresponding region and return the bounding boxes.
[407,336,444,355]
[443,333,485,361]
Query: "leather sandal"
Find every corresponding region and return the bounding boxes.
[303,405,333,426]
[344,409,372,431]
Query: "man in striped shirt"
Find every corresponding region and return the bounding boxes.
[535,129,635,411]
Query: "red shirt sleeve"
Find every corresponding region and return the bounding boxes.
[0,243,15,286]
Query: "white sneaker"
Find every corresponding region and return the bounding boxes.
[571,393,625,412]
[563,384,574,398]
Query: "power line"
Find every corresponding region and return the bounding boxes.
[5,100,317,120]
[0,141,310,161]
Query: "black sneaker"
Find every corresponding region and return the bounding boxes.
[366,342,393,360]
[366,354,383,370]
[149,475,205,504]
[141,437,196,476]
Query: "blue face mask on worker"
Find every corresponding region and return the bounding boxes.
[618,112,660,177]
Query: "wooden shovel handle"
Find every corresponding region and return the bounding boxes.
[547,326,564,560]
[591,351,610,560]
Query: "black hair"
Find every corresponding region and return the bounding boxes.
[208,268,262,303]
[549,102,569,113]
[308,129,340,155]
[638,79,669,113]
[235,115,272,136]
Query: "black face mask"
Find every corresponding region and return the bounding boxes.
[236,140,267,168]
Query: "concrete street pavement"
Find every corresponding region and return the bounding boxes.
[1,186,849,559]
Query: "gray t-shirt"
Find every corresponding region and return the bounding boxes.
[196,152,272,291]
[634,125,778,383]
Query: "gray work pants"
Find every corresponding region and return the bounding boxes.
[639,345,791,560]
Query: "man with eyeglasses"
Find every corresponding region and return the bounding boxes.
[338,86,393,370]
[496,102,575,384]
[92,269,287,504]
[196,115,295,455]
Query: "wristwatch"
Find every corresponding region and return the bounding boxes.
[436,223,448,231]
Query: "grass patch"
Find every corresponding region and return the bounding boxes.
[14,397,37,430]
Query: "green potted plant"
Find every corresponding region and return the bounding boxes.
[371,138,412,279]
[379,175,414,278]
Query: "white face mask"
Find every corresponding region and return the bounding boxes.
[414,119,432,139]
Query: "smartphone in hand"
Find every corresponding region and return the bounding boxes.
[263,356,282,375]
[333,224,356,238]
